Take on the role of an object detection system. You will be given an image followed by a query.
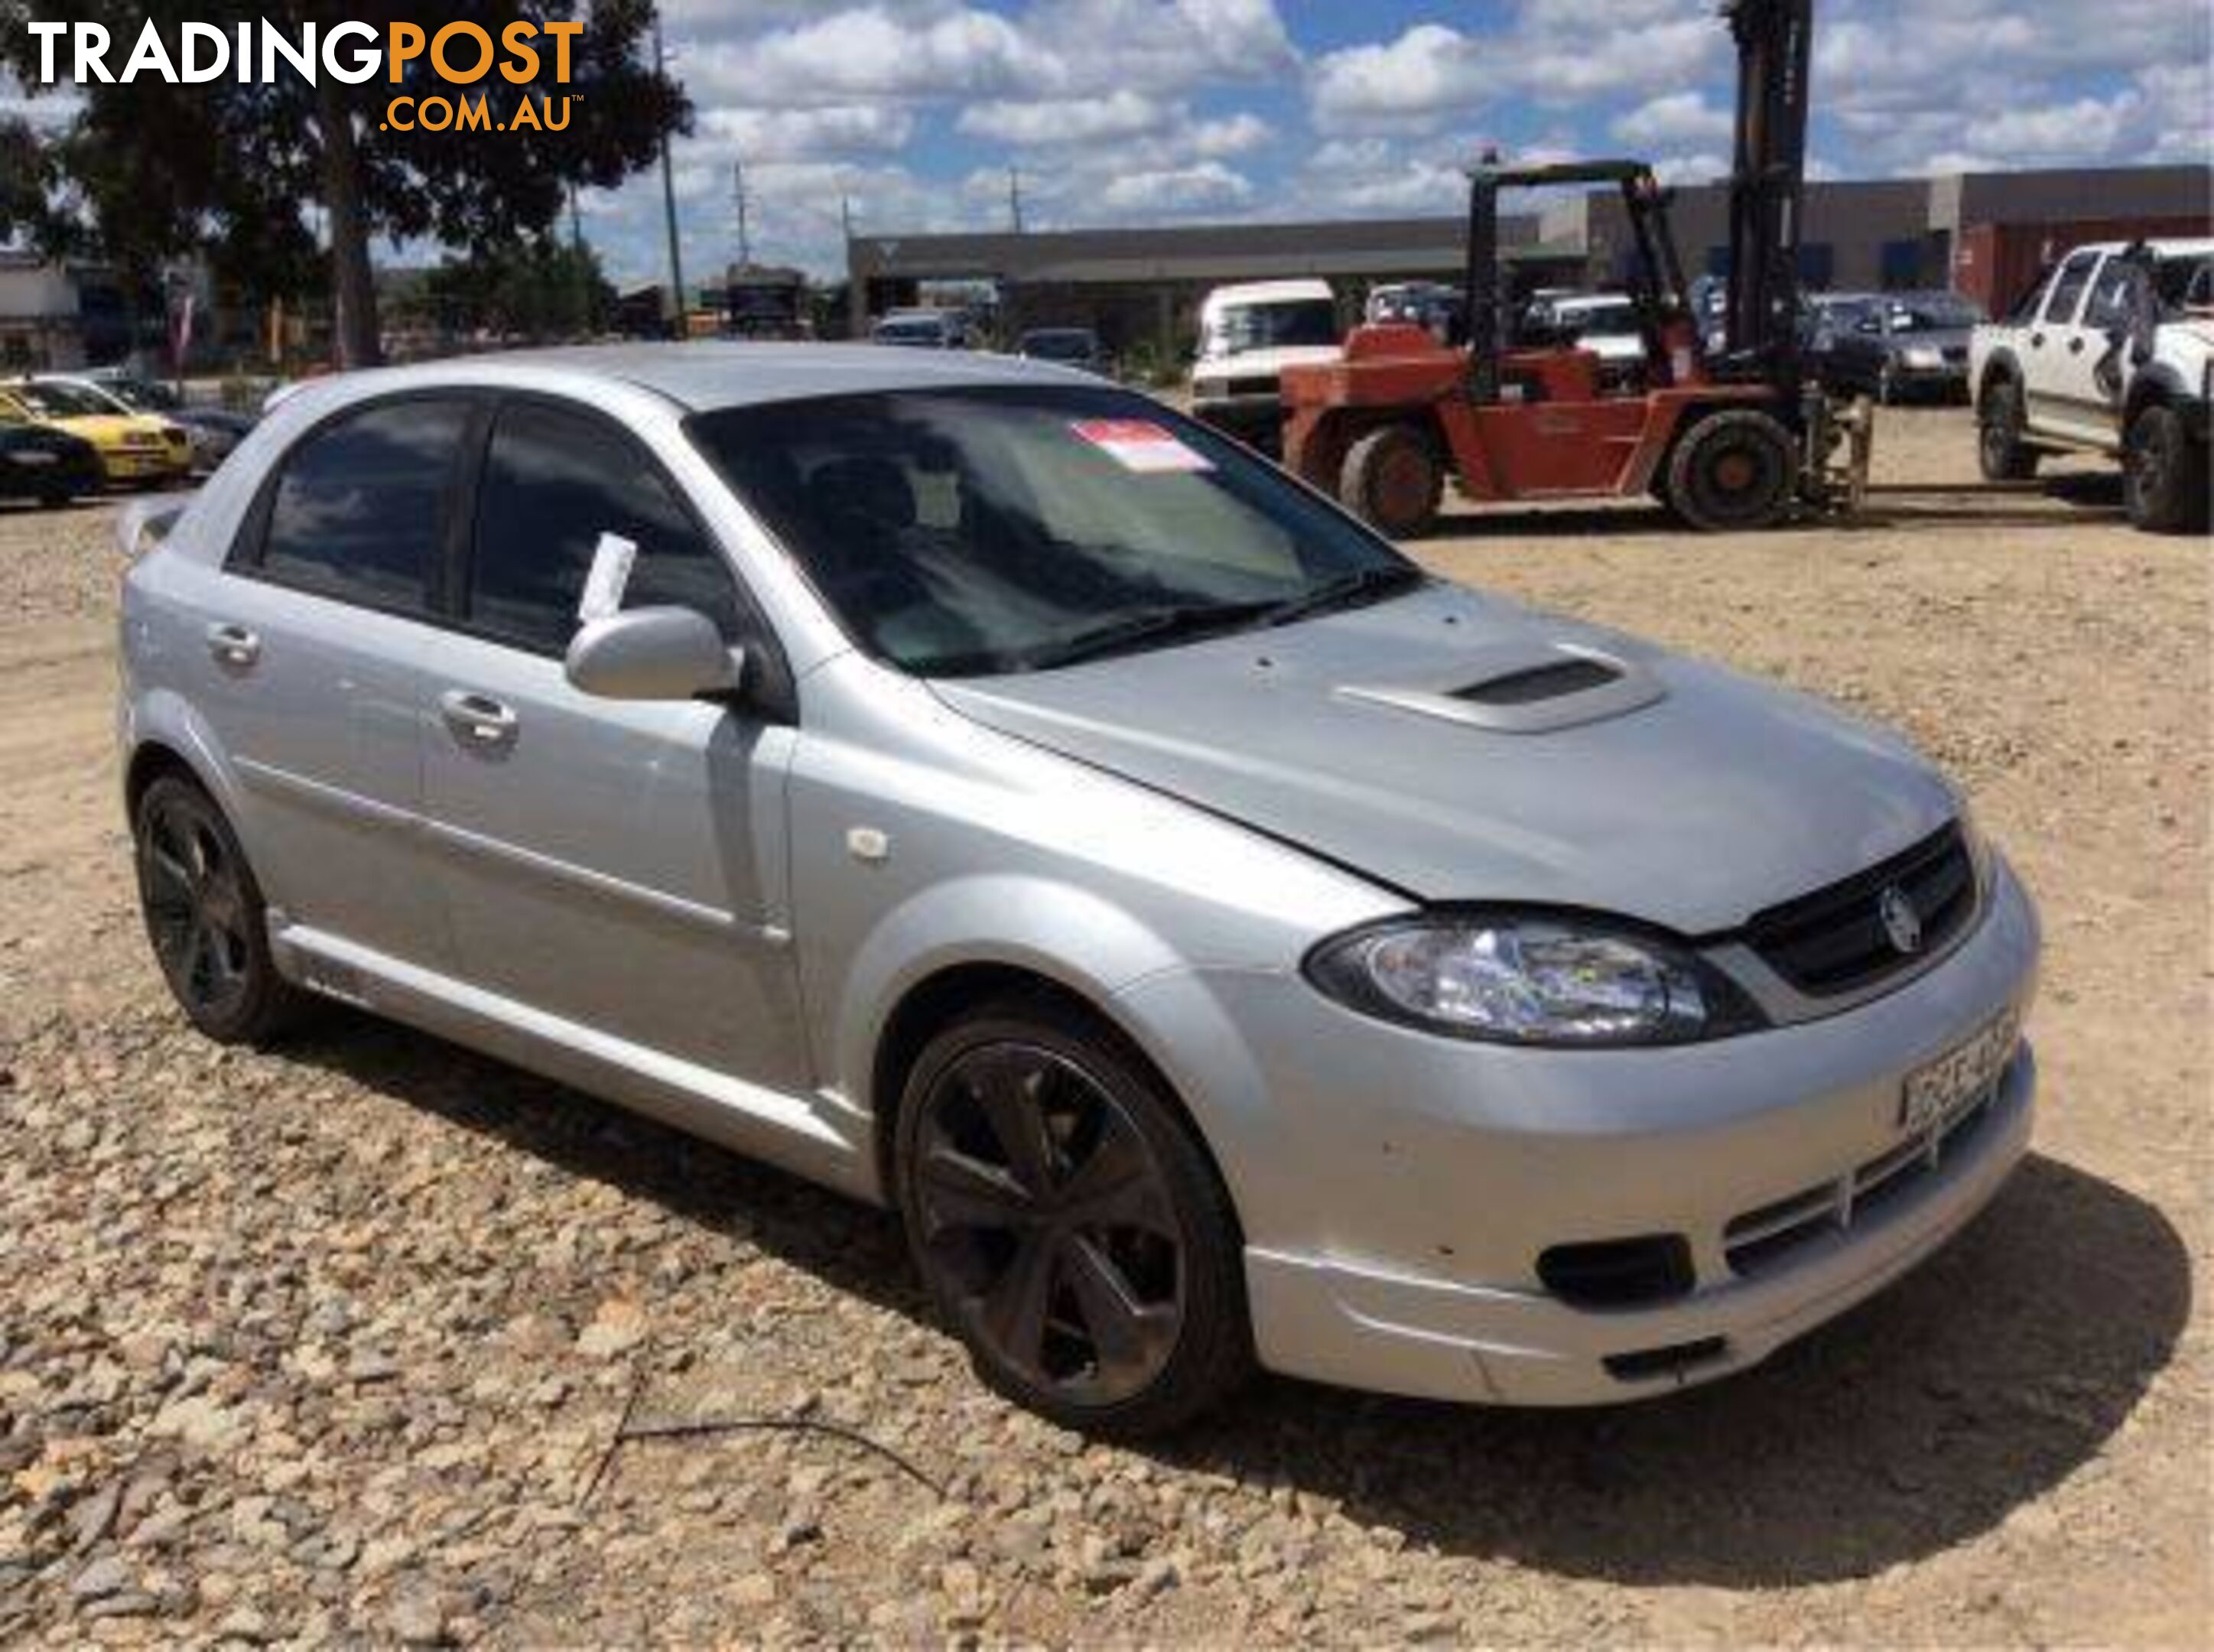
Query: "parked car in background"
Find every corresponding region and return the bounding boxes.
[1544,293,1647,385]
[2,380,190,487]
[120,343,2038,1436]
[167,407,258,475]
[1189,278,1341,455]
[0,405,103,506]
[1016,327,1108,376]
[1364,281,1465,343]
[873,310,972,350]
[1809,291,1979,403]
[1971,236,2211,532]
[78,366,181,413]
[31,374,253,476]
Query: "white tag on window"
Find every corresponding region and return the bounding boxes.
[577,532,637,623]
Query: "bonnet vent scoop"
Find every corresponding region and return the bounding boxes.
[1338,644,1665,734]
[1452,656,1620,706]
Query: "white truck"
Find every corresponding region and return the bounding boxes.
[1188,278,1342,456]
[1969,237,2210,533]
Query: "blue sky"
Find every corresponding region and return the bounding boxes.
[580,0,2210,287]
[5,2,2209,285]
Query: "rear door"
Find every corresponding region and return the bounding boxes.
[2023,249,2106,442]
[414,395,811,1091]
[193,394,476,968]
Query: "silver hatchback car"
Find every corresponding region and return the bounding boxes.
[119,344,2039,1435]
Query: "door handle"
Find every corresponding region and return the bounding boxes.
[2029,331,2045,348]
[2066,337,2085,354]
[439,689,519,748]
[206,623,260,668]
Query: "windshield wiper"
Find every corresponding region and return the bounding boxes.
[1022,600,1277,670]
[1263,563,1426,627]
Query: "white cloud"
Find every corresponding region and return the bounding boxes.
[1612,92,1731,149]
[701,104,915,161]
[956,90,1168,146]
[1309,2,1721,136]
[1099,161,1253,213]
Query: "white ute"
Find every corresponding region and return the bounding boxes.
[1969,237,2211,533]
[1188,278,1341,456]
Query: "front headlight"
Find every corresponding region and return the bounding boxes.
[1305,912,1765,1046]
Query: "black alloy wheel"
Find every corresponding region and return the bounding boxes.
[134,776,301,1042]
[896,998,1250,1435]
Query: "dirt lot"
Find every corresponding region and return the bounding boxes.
[2,406,2207,1646]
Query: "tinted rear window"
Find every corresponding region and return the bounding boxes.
[259,399,470,614]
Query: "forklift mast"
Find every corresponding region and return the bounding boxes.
[1719,0,1816,388]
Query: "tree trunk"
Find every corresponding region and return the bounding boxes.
[316,77,380,369]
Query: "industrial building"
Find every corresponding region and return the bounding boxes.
[848,163,2211,356]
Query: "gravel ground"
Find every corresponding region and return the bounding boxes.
[2,407,2207,1646]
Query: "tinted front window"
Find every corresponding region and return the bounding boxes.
[260,399,470,613]
[468,402,749,654]
[691,386,1415,678]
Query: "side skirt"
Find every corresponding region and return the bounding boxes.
[268,919,885,1205]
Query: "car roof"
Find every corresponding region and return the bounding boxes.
[2066,238,2212,259]
[277,342,1088,415]
[1202,279,1334,308]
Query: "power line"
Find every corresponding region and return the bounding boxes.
[733,158,753,268]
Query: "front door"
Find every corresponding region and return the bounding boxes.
[2024,249,2108,444]
[416,397,811,1092]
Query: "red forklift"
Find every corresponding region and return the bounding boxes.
[1280,0,1869,537]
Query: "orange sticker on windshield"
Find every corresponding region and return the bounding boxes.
[1071,419,1214,473]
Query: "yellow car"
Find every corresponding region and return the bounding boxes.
[0,381,190,486]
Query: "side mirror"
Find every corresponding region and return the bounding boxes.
[564,606,744,702]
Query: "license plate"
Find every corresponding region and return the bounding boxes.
[1900,1009,2017,1134]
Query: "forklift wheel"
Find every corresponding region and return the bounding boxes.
[1666,409,1798,532]
[1341,424,1443,540]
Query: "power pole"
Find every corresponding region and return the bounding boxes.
[652,13,684,337]
[1008,165,1025,233]
[733,159,753,268]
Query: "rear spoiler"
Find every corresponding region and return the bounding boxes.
[115,492,192,560]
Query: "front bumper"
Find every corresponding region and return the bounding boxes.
[98,448,182,483]
[1117,858,2040,1406]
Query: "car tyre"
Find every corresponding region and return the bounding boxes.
[1340,423,1443,539]
[1976,378,2040,481]
[133,775,304,1044]
[1665,408,1799,532]
[893,993,1252,1438]
[2121,403,2209,535]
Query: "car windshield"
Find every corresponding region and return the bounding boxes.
[1883,294,1980,331]
[1560,301,1639,337]
[875,320,946,345]
[690,385,1419,678]
[14,382,117,418]
[1021,331,1094,359]
[1206,299,1338,355]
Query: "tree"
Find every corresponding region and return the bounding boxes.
[0,2,687,366]
[403,236,614,340]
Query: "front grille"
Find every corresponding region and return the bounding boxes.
[1228,374,1278,398]
[1743,823,1975,997]
[1724,1075,2004,1278]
